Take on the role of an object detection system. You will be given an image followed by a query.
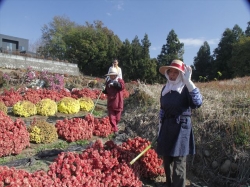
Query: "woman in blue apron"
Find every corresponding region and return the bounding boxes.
[157,60,203,187]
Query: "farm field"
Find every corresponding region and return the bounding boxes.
[0,67,249,187]
[0,67,167,187]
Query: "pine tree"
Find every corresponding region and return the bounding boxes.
[139,34,157,83]
[130,36,142,80]
[118,39,132,81]
[157,29,184,66]
[193,41,213,81]
[230,36,250,77]
[213,24,244,79]
[245,21,250,37]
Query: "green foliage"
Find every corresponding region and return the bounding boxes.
[234,121,250,146]
[157,29,184,66]
[0,157,7,165]
[127,36,142,81]
[38,15,76,60]
[92,109,103,117]
[137,34,158,83]
[63,21,122,76]
[235,130,249,146]
[193,41,213,81]
[0,152,32,165]
[214,71,222,81]
[198,76,207,82]
[217,71,222,77]
[108,133,115,140]
[118,39,132,75]
[213,72,222,81]
[245,21,250,36]
[38,17,122,77]
[230,36,250,77]
[74,140,88,146]
[35,140,68,152]
[37,16,250,82]
[213,25,244,79]
[117,35,159,83]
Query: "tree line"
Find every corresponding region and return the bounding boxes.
[37,16,250,83]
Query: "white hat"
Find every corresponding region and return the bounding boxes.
[105,67,118,76]
[159,60,185,75]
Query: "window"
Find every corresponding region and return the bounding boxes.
[19,46,25,51]
[7,43,13,51]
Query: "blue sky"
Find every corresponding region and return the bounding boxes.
[0,0,249,66]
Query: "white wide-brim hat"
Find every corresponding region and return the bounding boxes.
[159,59,185,75]
[105,67,118,76]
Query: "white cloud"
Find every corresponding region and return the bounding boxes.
[113,0,124,10]
[106,12,112,16]
[207,38,220,45]
[180,38,220,47]
[150,46,159,51]
[180,38,203,46]
[105,0,124,10]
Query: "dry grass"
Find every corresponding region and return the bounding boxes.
[123,77,250,187]
[187,78,249,186]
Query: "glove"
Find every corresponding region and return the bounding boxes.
[113,81,122,89]
[181,65,196,92]
[108,80,114,87]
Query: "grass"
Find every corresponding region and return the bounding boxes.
[0,139,89,166]
[34,139,69,153]
[92,109,103,117]
[72,139,89,146]
[108,133,116,140]
[0,157,8,165]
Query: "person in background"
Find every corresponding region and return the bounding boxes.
[157,59,203,187]
[106,59,122,82]
[103,67,125,132]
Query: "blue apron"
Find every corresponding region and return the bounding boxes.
[157,86,195,157]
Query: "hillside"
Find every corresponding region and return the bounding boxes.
[0,67,249,187]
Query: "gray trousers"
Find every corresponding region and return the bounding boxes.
[163,156,186,187]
